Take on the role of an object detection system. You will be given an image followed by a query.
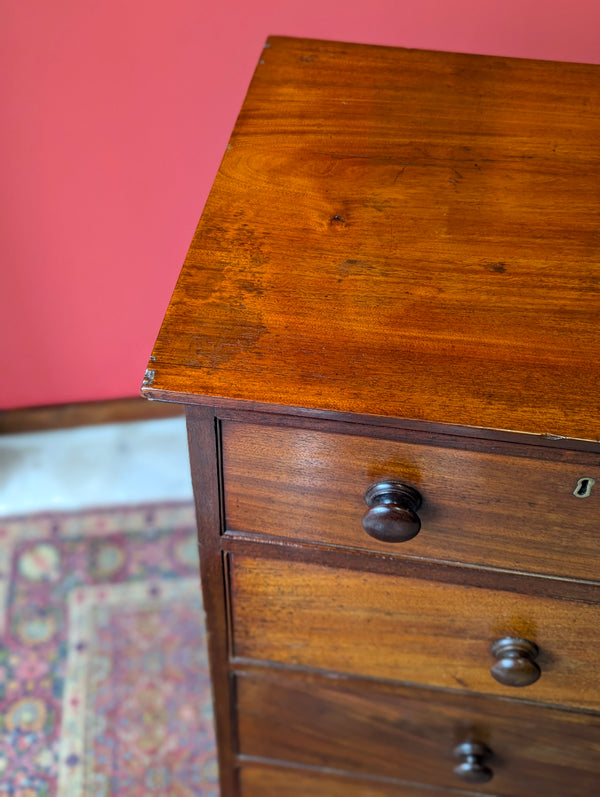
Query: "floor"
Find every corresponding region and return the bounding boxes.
[0,417,193,517]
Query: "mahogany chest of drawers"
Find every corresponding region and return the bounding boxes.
[143,37,600,795]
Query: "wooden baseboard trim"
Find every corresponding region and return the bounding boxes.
[0,397,185,435]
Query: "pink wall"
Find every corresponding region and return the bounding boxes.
[2,0,600,409]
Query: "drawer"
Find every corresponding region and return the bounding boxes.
[236,668,600,797]
[221,422,600,581]
[229,554,600,711]
[238,763,462,797]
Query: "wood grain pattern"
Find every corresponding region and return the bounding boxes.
[221,533,599,605]
[229,554,600,711]
[143,37,600,442]
[185,405,237,796]
[222,421,600,581]
[238,763,478,797]
[236,668,600,796]
[144,39,600,795]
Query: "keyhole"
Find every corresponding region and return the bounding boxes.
[573,477,595,498]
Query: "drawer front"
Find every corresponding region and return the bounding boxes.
[222,423,600,581]
[238,764,459,797]
[229,555,600,711]
[236,669,600,797]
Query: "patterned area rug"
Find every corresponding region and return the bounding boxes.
[0,503,218,796]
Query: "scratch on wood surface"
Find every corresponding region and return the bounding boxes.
[142,369,155,388]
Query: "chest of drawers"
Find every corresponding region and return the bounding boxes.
[143,37,600,795]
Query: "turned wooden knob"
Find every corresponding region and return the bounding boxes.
[362,480,422,543]
[453,742,494,784]
[491,637,541,687]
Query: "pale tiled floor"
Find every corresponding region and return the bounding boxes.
[0,417,193,517]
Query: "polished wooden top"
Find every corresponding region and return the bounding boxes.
[144,37,600,442]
